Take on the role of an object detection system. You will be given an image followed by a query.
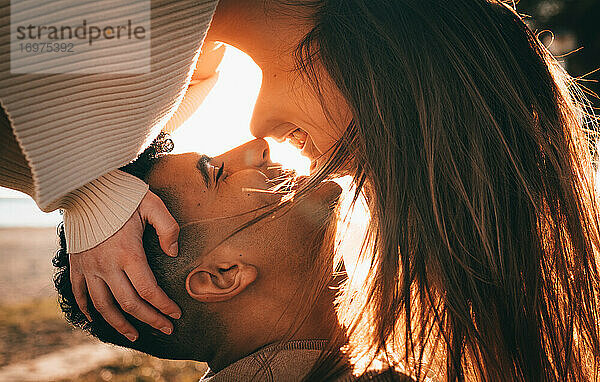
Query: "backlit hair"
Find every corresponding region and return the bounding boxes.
[279,0,600,380]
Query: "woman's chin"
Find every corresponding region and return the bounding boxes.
[313,180,342,204]
[303,180,342,219]
[287,180,341,228]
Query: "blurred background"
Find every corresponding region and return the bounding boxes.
[0,1,597,381]
[519,0,599,111]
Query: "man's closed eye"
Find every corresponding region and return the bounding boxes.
[196,155,226,188]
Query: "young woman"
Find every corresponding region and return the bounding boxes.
[201,0,600,380]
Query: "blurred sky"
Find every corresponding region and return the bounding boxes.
[0,46,310,200]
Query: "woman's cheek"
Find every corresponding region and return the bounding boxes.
[307,121,346,154]
[308,82,352,151]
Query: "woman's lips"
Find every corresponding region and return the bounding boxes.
[283,127,323,174]
[285,128,307,151]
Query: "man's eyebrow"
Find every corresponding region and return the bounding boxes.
[196,155,212,187]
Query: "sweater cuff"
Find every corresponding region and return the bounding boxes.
[61,170,149,254]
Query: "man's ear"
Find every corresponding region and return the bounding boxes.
[186,261,258,303]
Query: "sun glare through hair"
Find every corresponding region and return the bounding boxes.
[171,44,311,176]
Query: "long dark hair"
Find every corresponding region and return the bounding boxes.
[281,0,600,380]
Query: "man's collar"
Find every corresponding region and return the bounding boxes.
[201,339,331,382]
[200,340,415,382]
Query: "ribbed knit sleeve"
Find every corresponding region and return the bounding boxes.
[61,170,149,253]
[0,111,34,196]
[0,0,219,252]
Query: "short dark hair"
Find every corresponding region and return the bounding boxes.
[53,134,223,360]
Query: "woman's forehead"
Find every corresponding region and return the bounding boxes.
[208,0,311,54]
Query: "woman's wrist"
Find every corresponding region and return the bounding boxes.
[61,170,149,253]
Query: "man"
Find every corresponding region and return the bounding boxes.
[54,137,347,380]
[54,137,412,380]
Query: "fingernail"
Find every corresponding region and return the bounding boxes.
[169,242,178,256]
[125,333,138,342]
[169,312,181,320]
[161,327,173,335]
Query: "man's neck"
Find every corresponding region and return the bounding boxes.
[207,320,337,372]
[207,290,339,372]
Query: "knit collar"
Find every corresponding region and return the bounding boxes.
[201,339,329,382]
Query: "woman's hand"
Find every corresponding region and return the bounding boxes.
[69,191,181,342]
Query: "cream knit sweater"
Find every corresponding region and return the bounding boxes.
[0,0,218,253]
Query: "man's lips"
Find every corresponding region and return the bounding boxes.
[293,175,342,204]
[291,175,309,191]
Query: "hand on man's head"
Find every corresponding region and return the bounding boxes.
[69,190,181,342]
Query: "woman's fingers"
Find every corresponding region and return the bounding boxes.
[69,264,92,321]
[86,276,139,342]
[123,258,182,320]
[105,271,174,334]
[139,191,180,257]
[68,192,182,341]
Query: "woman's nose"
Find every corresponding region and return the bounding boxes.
[249,76,287,140]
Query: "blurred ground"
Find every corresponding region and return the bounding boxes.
[0,228,61,305]
[0,228,207,381]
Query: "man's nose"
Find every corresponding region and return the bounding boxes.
[242,138,271,168]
